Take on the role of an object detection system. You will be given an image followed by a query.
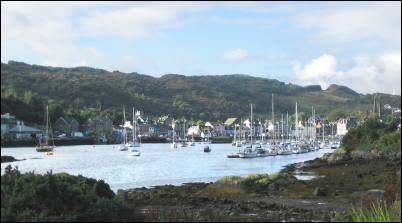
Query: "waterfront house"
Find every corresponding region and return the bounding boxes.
[224,118,238,136]
[139,123,151,137]
[84,116,113,143]
[8,121,42,140]
[187,125,201,137]
[212,123,225,136]
[336,117,358,136]
[54,117,79,136]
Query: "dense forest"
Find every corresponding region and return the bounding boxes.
[1,61,400,125]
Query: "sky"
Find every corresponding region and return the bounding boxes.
[1,1,401,95]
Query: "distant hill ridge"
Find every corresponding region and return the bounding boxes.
[326,84,359,96]
[1,61,400,122]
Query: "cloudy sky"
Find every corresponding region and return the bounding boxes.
[1,1,401,94]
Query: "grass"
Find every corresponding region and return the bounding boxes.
[350,201,401,222]
[196,184,244,198]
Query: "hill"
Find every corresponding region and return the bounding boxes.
[1,61,400,125]
[326,84,359,96]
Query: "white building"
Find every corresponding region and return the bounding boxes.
[187,125,201,136]
[336,118,357,136]
[337,118,348,136]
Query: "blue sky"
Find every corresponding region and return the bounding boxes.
[1,1,401,94]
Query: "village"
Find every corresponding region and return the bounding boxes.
[1,110,364,146]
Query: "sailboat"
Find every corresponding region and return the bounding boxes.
[118,106,129,151]
[203,125,211,152]
[179,120,188,147]
[36,105,55,153]
[171,119,177,148]
[128,108,141,156]
[235,121,242,147]
[129,108,140,147]
[238,104,257,158]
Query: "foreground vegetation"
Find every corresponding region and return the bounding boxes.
[341,115,401,156]
[1,166,141,222]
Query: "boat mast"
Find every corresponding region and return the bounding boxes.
[184,119,186,141]
[45,105,49,146]
[272,93,274,145]
[240,118,243,142]
[133,107,136,143]
[251,103,253,146]
[286,111,289,141]
[295,102,298,142]
[322,119,325,141]
[281,114,284,143]
[260,119,263,142]
[172,118,175,143]
[123,106,126,144]
[233,122,236,142]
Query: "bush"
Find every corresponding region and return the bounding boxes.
[342,117,401,155]
[1,165,140,222]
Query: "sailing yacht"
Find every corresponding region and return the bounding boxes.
[128,108,141,156]
[238,104,257,158]
[118,106,129,151]
[36,106,55,153]
[171,119,177,148]
[129,108,140,148]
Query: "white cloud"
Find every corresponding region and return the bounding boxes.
[1,2,107,67]
[1,2,206,68]
[294,54,337,81]
[294,53,401,95]
[223,48,248,61]
[298,2,401,46]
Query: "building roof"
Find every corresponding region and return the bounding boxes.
[57,117,78,125]
[9,125,42,133]
[224,118,237,125]
[1,113,16,121]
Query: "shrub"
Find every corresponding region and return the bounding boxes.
[1,165,140,221]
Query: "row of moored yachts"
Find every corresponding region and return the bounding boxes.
[227,140,340,158]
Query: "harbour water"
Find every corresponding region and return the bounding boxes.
[1,144,334,191]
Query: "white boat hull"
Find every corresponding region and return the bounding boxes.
[128,150,141,156]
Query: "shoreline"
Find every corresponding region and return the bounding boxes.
[117,151,401,221]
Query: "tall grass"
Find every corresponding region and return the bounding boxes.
[351,201,401,222]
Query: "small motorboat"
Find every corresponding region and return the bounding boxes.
[227,153,240,158]
[118,145,128,151]
[128,149,140,156]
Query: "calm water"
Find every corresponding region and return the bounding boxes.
[1,144,333,191]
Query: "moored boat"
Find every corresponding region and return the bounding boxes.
[36,106,55,153]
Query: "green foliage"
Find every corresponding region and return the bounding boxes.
[216,173,297,191]
[341,115,401,154]
[326,109,347,122]
[1,165,140,221]
[350,201,401,222]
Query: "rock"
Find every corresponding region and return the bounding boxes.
[313,187,327,197]
[1,155,21,163]
[364,189,385,201]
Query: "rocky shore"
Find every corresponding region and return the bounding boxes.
[1,155,24,163]
[117,150,401,221]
